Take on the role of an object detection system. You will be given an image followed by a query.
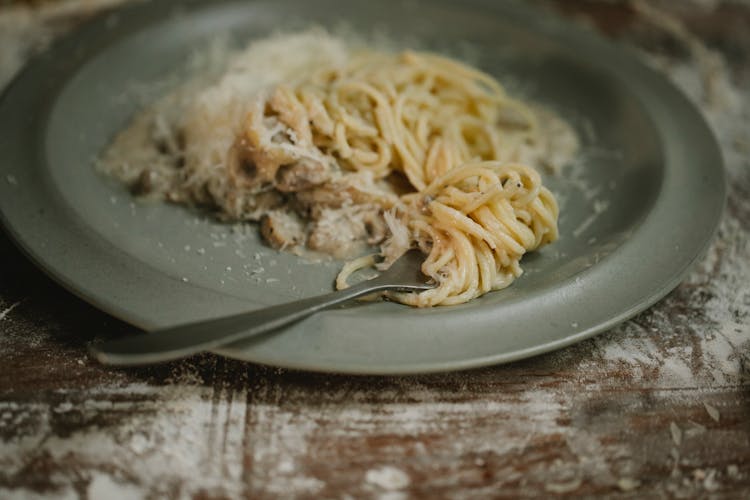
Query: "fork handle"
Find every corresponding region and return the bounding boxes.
[90,277,397,366]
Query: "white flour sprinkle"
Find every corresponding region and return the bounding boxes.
[617,478,641,491]
[545,478,582,494]
[0,378,250,498]
[88,474,142,500]
[670,422,682,446]
[0,301,22,321]
[365,467,411,490]
[703,403,720,422]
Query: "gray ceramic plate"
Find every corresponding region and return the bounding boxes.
[0,0,724,374]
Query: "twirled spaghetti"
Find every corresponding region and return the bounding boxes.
[101,31,576,307]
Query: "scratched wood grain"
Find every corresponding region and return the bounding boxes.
[1,1,749,498]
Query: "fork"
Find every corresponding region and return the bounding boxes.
[90,249,432,365]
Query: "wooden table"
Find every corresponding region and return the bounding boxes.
[1,1,748,498]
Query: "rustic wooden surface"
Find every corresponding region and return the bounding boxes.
[1,1,749,498]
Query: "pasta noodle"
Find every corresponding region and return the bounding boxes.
[100,32,576,307]
[337,162,558,306]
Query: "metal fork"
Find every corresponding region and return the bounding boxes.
[90,249,432,365]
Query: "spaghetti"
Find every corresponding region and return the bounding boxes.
[101,32,575,307]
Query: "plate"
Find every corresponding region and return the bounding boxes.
[0,0,724,374]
